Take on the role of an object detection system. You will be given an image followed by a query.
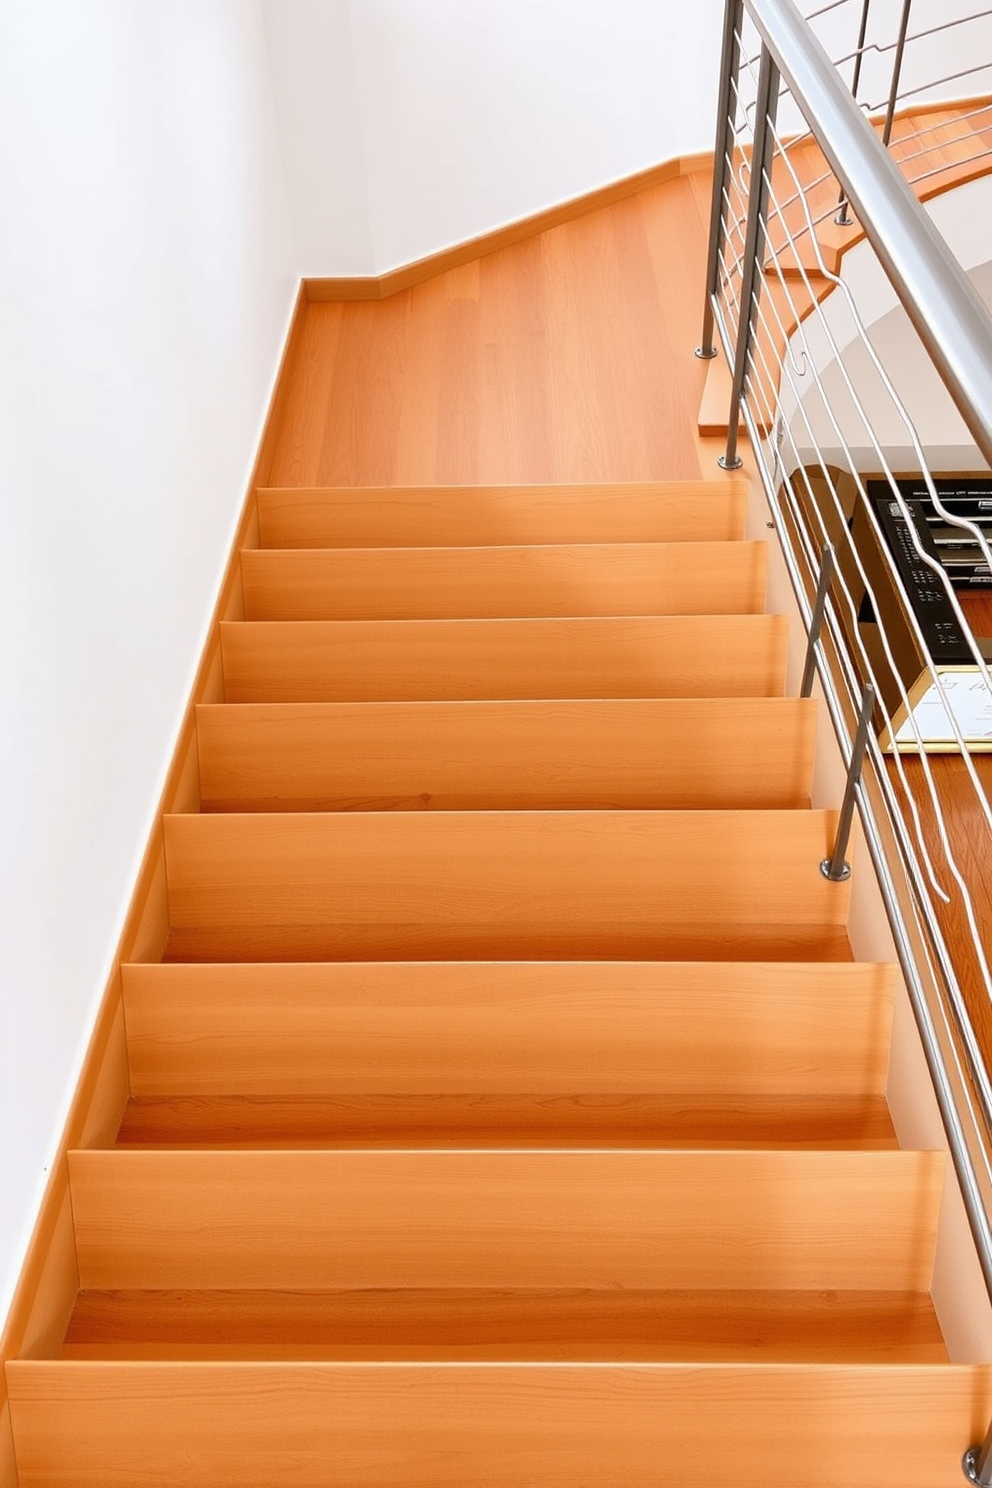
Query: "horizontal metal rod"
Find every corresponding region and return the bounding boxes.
[744,0,992,471]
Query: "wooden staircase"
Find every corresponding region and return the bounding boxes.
[5,476,988,1485]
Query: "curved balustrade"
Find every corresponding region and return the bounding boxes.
[701,3,992,1477]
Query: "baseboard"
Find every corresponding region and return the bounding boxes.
[306,150,711,303]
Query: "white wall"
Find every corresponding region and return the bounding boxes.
[261,0,992,280]
[0,0,297,1324]
[263,0,727,276]
[260,0,374,273]
[348,0,727,273]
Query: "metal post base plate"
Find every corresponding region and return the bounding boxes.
[717,455,743,471]
[820,857,852,883]
[695,345,719,360]
[963,1446,987,1484]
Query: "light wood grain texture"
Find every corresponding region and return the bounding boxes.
[257,481,747,547]
[270,171,715,486]
[114,1093,896,1150]
[219,615,789,704]
[161,809,851,962]
[240,540,768,620]
[304,157,692,302]
[697,274,830,437]
[195,698,817,812]
[10,1361,988,1488]
[61,1287,942,1363]
[164,920,853,965]
[66,1148,942,1291]
[0,1403,13,1488]
[122,959,892,1098]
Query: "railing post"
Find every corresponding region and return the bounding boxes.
[881,0,913,147]
[821,684,874,883]
[697,0,746,361]
[964,1433,992,1486]
[719,42,780,471]
[800,544,836,697]
[835,0,873,225]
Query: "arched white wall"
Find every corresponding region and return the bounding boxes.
[0,0,297,1325]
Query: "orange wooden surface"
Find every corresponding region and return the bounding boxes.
[67,1148,942,1291]
[195,698,817,812]
[10,1361,989,1488]
[256,480,746,548]
[267,176,718,488]
[218,614,789,703]
[114,1093,896,1151]
[122,959,892,1099]
[61,1287,941,1363]
[160,808,852,962]
[240,540,768,620]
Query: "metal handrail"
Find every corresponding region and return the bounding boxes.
[745,0,992,468]
[702,2,992,1480]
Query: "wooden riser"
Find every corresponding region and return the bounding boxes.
[66,1149,942,1292]
[195,698,817,812]
[240,541,768,620]
[61,1288,944,1363]
[219,615,789,704]
[161,810,850,963]
[256,481,748,548]
[121,961,893,1098]
[8,1361,988,1488]
[114,1093,897,1149]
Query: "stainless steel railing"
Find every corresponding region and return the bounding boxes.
[700,1,992,1479]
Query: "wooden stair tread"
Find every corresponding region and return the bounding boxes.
[67,1148,942,1292]
[122,960,894,1099]
[219,614,789,703]
[240,541,768,620]
[61,1287,944,1363]
[163,922,855,962]
[195,697,817,812]
[256,481,748,548]
[113,1093,897,1149]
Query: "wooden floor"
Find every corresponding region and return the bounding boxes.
[269,173,716,488]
